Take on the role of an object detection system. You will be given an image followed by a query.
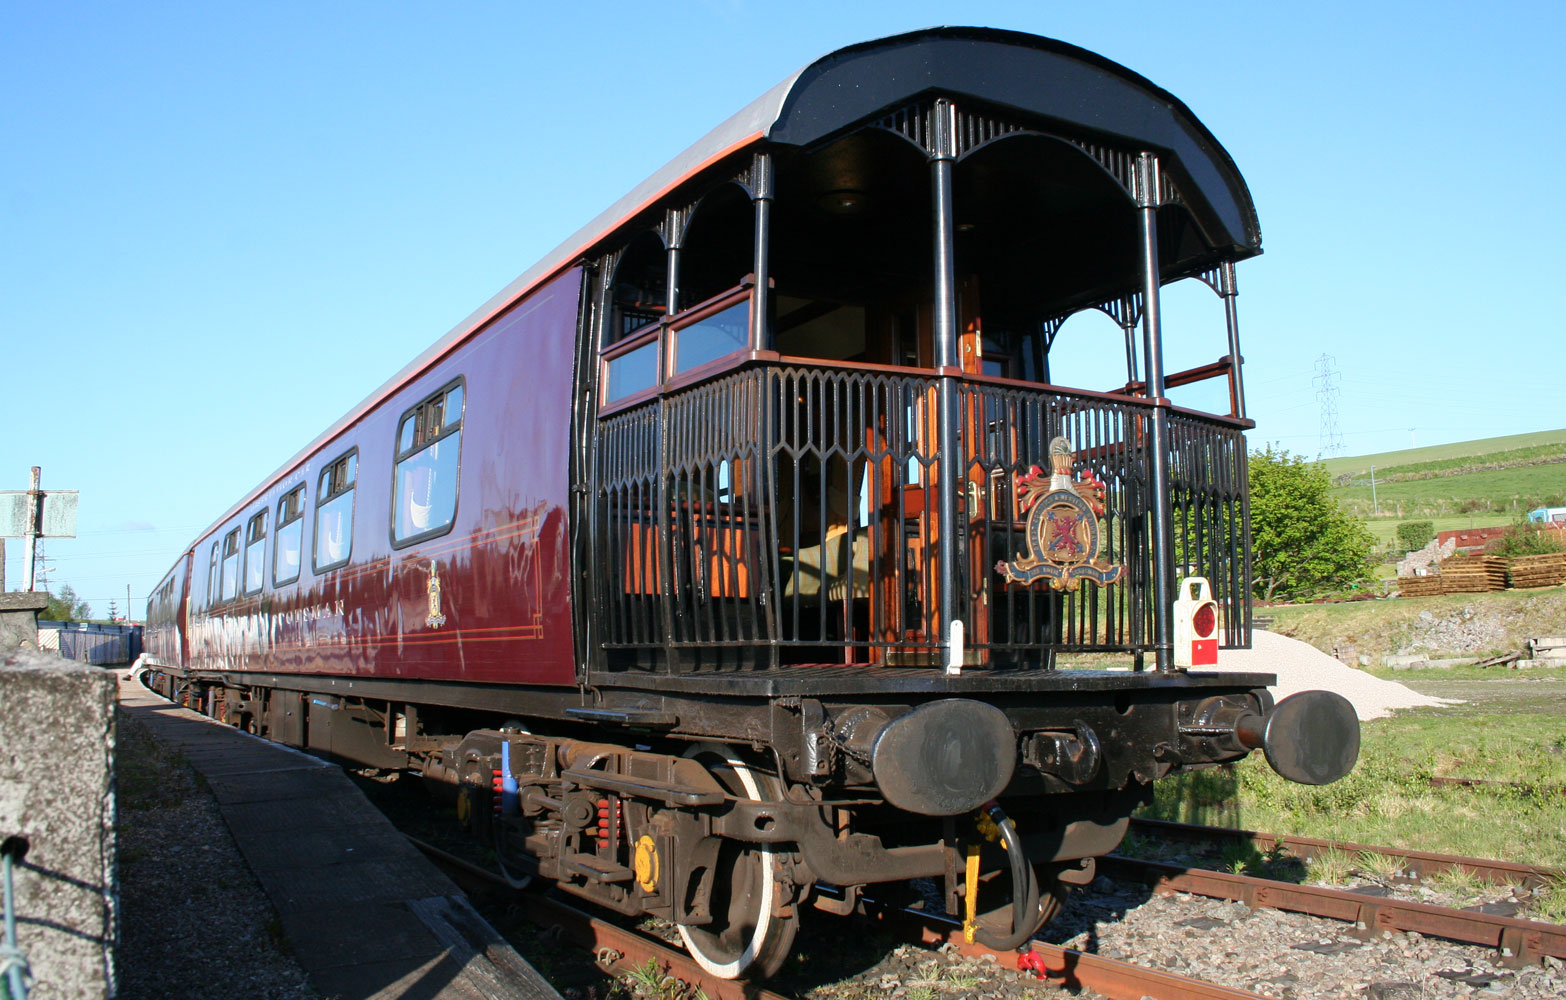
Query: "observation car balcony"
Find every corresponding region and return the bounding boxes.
[591,358,1249,674]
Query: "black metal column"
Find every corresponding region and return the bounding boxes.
[1221,261,1246,420]
[1136,153,1176,672]
[660,213,683,652]
[750,152,773,353]
[930,99,963,665]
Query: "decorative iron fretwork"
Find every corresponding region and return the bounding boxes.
[660,205,692,250]
[592,364,1250,671]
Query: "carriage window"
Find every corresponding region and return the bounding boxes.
[242,510,268,595]
[314,450,357,572]
[220,528,241,602]
[274,485,305,585]
[208,542,220,607]
[393,380,463,545]
[671,299,748,375]
[603,342,659,403]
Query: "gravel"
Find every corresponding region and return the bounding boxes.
[1209,629,1458,720]
[116,709,318,1000]
[1040,877,1566,1000]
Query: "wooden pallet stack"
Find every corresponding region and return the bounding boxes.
[1510,552,1566,589]
[1439,554,1509,593]
[1397,575,1444,598]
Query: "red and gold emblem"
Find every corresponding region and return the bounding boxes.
[996,437,1124,591]
[425,559,448,628]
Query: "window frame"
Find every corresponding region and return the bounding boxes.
[241,509,268,597]
[599,320,663,408]
[389,378,466,549]
[273,483,306,587]
[663,284,753,389]
[598,280,755,414]
[219,527,242,603]
[207,542,220,608]
[312,448,359,574]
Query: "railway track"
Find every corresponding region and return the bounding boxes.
[408,835,1288,1000]
[1127,817,1565,889]
[1101,848,1566,967]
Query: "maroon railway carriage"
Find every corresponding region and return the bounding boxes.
[146,28,1359,979]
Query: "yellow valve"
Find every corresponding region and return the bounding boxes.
[976,811,1001,843]
[975,809,1015,849]
[634,835,660,893]
[962,844,980,944]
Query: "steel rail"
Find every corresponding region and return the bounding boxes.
[407,835,793,1000]
[892,908,1283,1000]
[1099,854,1566,967]
[1127,817,1564,889]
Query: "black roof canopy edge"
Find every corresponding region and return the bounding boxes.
[767,26,1261,254]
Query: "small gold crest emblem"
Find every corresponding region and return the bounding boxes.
[425,560,447,628]
[996,437,1124,592]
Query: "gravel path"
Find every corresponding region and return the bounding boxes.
[1212,630,1458,720]
[116,709,319,1000]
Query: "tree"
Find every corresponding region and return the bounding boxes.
[43,584,92,622]
[1249,447,1375,603]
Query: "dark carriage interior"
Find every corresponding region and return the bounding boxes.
[584,47,1258,677]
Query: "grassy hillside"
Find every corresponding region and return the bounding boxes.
[1333,463,1566,518]
[1320,428,1566,480]
[1262,585,1566,659]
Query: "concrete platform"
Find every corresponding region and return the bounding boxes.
[118,674,562,1000]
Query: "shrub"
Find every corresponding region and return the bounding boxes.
[1494,515,1566,558]
[1396,520,1435,553]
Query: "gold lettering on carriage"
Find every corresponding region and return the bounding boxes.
[276,600,345,624]
[997,436,1124,592]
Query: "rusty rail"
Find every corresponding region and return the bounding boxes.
[1100,854,1566,967]
[881,905,1281,1000]
[1128,817,1564,889]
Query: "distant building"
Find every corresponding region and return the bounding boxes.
[1437,521,1566,554]
[1436,526,1510,554]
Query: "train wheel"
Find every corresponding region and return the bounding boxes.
[677,743,798,980]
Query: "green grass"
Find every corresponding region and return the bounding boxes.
[1331,464,1566,518]
[1363,443,1566,482]
[1140,677,1566,871]
[1320,429,1566,480]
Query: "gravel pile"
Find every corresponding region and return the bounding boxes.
[1210,629,1457,720]
[1043,879,1566,1000]
[116,710,318,1000]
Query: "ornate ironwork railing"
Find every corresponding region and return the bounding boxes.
[592,363,1250,671]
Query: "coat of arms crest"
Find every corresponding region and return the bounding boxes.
[996,436,1124,592]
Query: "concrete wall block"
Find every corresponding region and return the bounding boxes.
[0,651,116,1000]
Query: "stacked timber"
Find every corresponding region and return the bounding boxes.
[1439,554,1508,593]
[1397,575,1444,598]
[1510,552,1566,589]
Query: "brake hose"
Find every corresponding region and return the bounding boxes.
[974,800,1040,951]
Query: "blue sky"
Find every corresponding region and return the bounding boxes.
[4,1,1562,617]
